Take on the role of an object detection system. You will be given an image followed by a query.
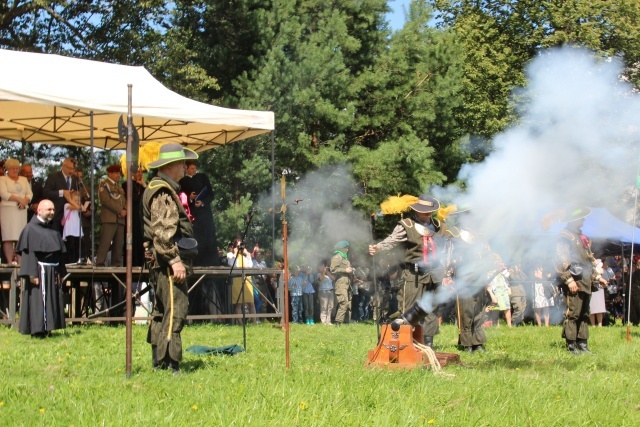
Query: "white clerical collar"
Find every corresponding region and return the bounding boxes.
[36,216,48,224]
[186,173,195,178]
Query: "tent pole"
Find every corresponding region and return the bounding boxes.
[626,190,637,341]
[125,85,134,377]
[90,112,95,263]
[271,130,275,266]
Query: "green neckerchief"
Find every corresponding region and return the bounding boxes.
[333,250,348,259]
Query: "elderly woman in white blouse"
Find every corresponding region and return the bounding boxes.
[0,158,32,264]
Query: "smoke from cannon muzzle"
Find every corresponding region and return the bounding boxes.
[391,301,429,331]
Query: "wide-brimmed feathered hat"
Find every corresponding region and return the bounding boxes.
[409,194,440,214]
[541,207,592,230]
[147,143,198,169]
[563,207,591,222]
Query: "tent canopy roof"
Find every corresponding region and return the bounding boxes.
[0,49,274,151]
[546,208,640,243]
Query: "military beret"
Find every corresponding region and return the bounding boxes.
[335,240,350,249]
[106,165,121,173]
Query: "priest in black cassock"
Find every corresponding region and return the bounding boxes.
[17,199,67,337]
[179,161,223,317]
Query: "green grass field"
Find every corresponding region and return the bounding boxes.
[1,321,639,426]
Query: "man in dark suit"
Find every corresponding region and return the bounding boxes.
[43,158,79,232]
[20,164,44,223]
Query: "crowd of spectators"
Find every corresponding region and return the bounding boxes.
[3,156,640,331]
[223,246,640,329]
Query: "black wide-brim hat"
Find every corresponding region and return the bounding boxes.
[147,143,198,169]
[409,194,440,214]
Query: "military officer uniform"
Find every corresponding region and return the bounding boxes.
[95,165,126,267]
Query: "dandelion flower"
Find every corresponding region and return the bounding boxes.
[0,401,4,406]
[299,401,307,410]
[192,405,198,411]
[428,419,435,424]
[39,408,45,413]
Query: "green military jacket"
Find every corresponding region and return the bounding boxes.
[142,173,194,268]
[330,252,352,290]
[99,178,126,225]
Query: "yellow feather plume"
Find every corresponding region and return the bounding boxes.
[119,141,164,176]
[436,204,458,222]
[541,209,566,230]
[380,194,418,215]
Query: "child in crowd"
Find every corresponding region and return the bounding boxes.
[301,265,315,324]
[288,265,304,323]
[62,191,83,264]
[315,264,334,325]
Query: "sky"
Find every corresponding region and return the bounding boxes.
[386,0,410,31]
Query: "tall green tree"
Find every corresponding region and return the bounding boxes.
[430,0,640,141]
[347,0,465,215]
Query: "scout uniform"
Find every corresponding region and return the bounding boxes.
[330,240,352,325]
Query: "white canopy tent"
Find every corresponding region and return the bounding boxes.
[0,49,274,151]
[0,49,280,373]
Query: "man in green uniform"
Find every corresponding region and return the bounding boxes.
[142,143,198,373]
[369,194,447,348]
[330,240,353,325]
[446,209,491,353]
[96,165,126,267]
[554,207,602,354]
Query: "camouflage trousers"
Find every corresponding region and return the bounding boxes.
[334,283,352,324]
[147,267,189,362]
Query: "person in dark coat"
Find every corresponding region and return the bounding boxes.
[179,160,218,266]
[122,167,146,267]
[179,160,222,317]
[43,157,79,233]
[16,199,67,337]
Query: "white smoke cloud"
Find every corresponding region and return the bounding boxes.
[258,164,372,267]
[418,47,640,313]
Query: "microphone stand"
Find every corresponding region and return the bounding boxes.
[228,209,255,351]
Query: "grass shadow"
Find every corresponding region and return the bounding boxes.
[180,359,206,372]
